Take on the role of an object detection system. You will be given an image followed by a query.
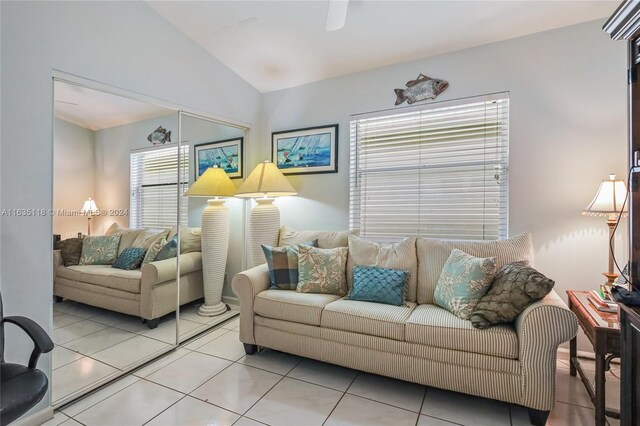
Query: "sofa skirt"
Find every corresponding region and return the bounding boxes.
[253,315,525,408]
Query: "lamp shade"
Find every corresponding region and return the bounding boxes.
[582,174,628,216]
[235,161,297,198]
[184,167,237,197]
[81,198,99,214]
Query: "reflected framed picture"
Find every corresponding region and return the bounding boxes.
[194,137,243,179]
[272,124,338,175]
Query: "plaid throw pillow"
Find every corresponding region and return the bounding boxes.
[262,240,317,290]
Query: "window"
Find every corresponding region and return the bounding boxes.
[349,94,509,242]
[130,145,189,229]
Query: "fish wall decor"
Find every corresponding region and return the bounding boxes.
[394,74,449,106]
[147,126,172,145]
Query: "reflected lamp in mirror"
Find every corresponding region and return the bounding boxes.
[184,167,236,316]
[235,161,297,267]
[80,198,99,236]
[582,174,628,286]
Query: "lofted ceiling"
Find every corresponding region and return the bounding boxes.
[147,0,618,93]
[54,81,173,131]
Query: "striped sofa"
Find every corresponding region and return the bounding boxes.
[232,232,578,426]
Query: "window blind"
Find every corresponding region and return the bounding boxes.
[130,145,189,229]
[349,94,509,242]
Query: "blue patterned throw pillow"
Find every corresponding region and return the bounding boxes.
[347,266,408,306]
[112,247,146,270]
[79,234,121,265]
[155,236,178,261]
[262,240,318,290]
[433,249,497,320]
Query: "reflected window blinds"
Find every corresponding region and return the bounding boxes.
[349,94,509,242]
[130,145,189,229]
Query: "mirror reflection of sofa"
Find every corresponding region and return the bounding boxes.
[53,223,203,329]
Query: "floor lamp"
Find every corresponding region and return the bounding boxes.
[583,174,628,286]
[236,161,297,267]
[184,167,237,316]
[81,198,99,236]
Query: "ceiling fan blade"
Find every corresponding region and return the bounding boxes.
[326,0,348,31]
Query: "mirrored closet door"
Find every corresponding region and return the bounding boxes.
[52,79,181,406]
[176,112,246,343]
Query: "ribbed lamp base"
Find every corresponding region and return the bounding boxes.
[198,199,230,317]
[250,198,280,267]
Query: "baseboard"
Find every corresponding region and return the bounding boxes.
[223,295,239,307]
[557,347,620,364]
[13,406,53,426]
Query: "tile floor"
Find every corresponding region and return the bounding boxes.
[52,300,238,404]
[48,321,621,426]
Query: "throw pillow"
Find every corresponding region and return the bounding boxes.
[433,249,497,320]
[155,236,178,261]
[278,225,359,249]
[262,240,318,290]
[104,222,142,254]
[131,228,169,250]
[347,266,408,306]
[346,235,417,297]
[470,262,555,329]
[112,247,146,270]
[143,237,166,264]
[59,238,83,266]
[297,246,349,296]
[79,234,121,265]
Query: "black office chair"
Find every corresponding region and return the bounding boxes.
[0,293,54,426]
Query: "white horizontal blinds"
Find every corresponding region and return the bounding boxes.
[349,95,509,242]
[130,145,189,229]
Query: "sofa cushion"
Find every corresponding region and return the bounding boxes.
[112,247,146,270]
[297,246,349,296]
[155,236,178,261]
[143,237,166,265]
[416,233,534,304]
[348,266,407,306]
[262,241,317,290]
[59,238,83,266]
[346,235,418,302]
[278,225,358,249]
[56,265,142,293]
[131,229,169,250]
[254,290,341,325]
[105,222,143,254]
[405,304,519,359]
[321,299,417,341]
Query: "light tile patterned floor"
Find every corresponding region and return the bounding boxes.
[50,322,621,426]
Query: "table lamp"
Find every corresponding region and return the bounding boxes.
[582,174,628,285]
[81,198,99,236]
[235,161,297,267]
[184,167,237,316]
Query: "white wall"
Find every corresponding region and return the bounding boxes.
[259,20,628,351]
[0,1,260,415]
[53,118,95,239]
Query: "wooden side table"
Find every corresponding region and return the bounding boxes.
[567,290,620,426]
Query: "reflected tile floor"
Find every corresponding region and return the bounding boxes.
[55,327,621,426]
[51,299,238,406]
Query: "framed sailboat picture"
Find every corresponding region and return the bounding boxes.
[272,124,338,175]
[194,137,243,179]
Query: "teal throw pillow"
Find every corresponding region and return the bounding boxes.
[155,236,178,261]
[297,246,349,296]
[79,234,121,265]
[262,240,318,290]
[347,266,408,306]
[112,247,146,270]
[433,249,497,320]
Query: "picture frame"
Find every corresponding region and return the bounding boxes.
[272,124,338,175]
[194,137,243,179]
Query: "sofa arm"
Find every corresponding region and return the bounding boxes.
[141,252,202,287]
[231,263,270,345]
[53,250,63,279]
[515,290,578,410]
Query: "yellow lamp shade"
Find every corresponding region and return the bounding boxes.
[184,167,237,197]
[236,161,297,198]
[582,174,628,217]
